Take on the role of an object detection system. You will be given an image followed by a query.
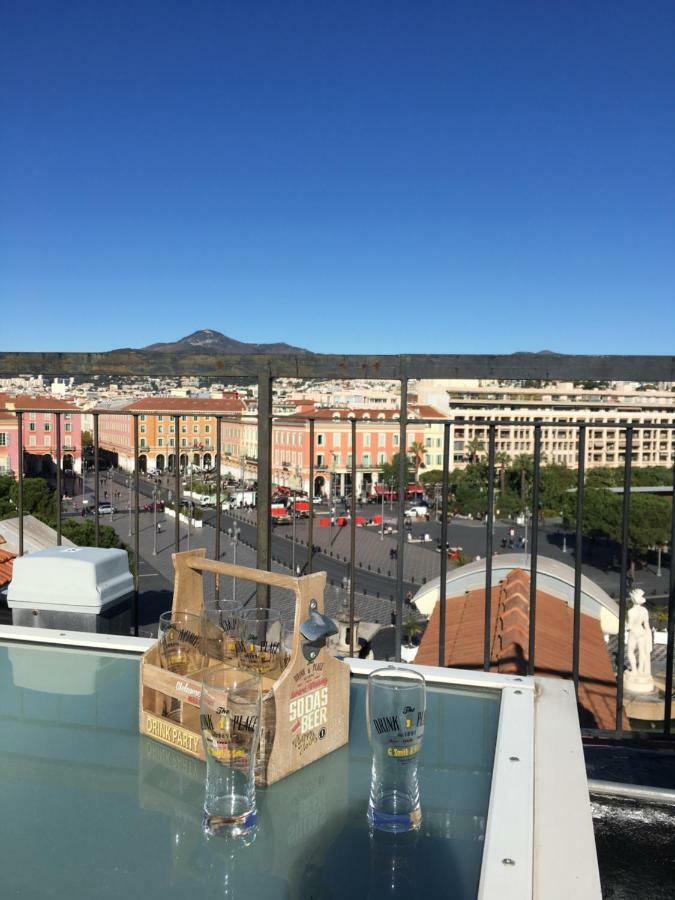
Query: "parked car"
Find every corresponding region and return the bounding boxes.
[97,503,116,515]
[142,501,165,512]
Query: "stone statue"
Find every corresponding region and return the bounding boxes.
[624,588,655,694]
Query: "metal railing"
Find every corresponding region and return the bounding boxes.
[1,350,675,743]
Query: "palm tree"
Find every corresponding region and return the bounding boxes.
[408,441,425,483]
[495,451,510,494]
[402,613,424,648]
[512,453,534,504]
[465,437,485,464]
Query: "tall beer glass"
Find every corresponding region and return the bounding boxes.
[200,666,262,837]
[366,666,426,832]
[237,609,283,677]
[158,611,205,675]
[202,598,242,662]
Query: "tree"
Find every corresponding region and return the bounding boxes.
[381,453,415,494]
[402,613,424,648]
[408,441,426,482]
[61,520,123,549]
[81,430,93,448]
[539,464,576,516]
[495,451,511,494]
[9,477,58,525]
[420,469,444,487]
[510,454,534,504]
[465,437,484,464]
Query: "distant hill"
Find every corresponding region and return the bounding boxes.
[123,329,311,354]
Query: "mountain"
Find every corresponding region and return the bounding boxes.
[138,330,310,354]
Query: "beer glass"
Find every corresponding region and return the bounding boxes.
[202,598,242,663]
[366,666,426,832]
[200,666,262,837]
[158,611,205,675]
[237,609,283,677]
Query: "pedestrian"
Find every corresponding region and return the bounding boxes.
[157,522,162,534]
[405,592,413,606]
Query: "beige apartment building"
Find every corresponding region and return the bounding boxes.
[414,383,675,471]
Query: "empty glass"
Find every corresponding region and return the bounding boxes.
[202,598,242,663]
[366,666,426,833]
[158,611,205,676]
[200,666,262,837]
[237,609,283,678]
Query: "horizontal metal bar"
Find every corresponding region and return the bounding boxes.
[0,625,154,654]
[1,350,674,381]
[588,779,675,806]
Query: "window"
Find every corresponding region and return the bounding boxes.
[181,439,187,447]
[140,438,147,448]
[170,425,175,433]
[425,437,432,447]
[193,416,198,422]
[347,453,352,467]
[29,436,36,446]
[182,426,187,433]
[363,434,371,447]
[29,412,36,420]
[64,423,72,432]
[317,434,325,446]
[393,434,399,446]
[157,415,163,422]
[44,422,51,432]
[316,454,325,467]
[44,436,51,446]
[140,415,146,421]
[193,426,198,433]
[362,453,370,466]
[140,425,146,433]
[425,454,431,465]
[157,438,163,447]
[158,425,163,433]
[378,452,386,464]
[205,438,211,448]
[205,425,210,433]
[169,438,175,447]
[378,433,386,447]
[29,423,36,432]
[0,433,7,446]
[333,433,341,446]
[332,453,341,466]
[182,416,187,422]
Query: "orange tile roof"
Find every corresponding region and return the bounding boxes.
[416,568,625,731]
[0,549,16,587]
[120,396,246,413]
[0,393,80,411]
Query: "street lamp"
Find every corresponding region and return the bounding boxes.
[291,465,301,574]
[127,474,132,536]
[227,524,241,601]
[380,481,385,540]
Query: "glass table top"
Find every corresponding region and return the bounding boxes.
[0,642,500,899]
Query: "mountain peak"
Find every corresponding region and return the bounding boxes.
[140,330,310,354]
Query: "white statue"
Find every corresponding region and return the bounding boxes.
[624,588,655,694]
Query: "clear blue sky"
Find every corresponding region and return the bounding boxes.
[1,1,673,355]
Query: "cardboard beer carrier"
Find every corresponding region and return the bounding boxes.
[139,548,351,784]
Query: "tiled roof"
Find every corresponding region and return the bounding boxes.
[0,393,80,411]
[0,549,16,587]
[120,396,246,413]
[416,568,625,731]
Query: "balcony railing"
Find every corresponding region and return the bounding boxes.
[1,350,674,745]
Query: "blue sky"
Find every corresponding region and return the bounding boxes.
[1,1,673,354]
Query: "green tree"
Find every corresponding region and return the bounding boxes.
[9,477,58,525]
[0,474,15,519]
[495,451,511,495]
[402,613,424,647]
[465,437,484,463]
[61,520,124,549]
[81,430,93,447]
[419,469,444,487]
[381,453,415,494]
[539,464,576,516]
[408,441,426,482]
[509,454,534,504]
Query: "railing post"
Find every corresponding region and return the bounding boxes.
[93,413,100,546]
[664,457,675,736]
[215,416,222,597]
[484,424,496,671]
[615,427,633,733]
[256,371,273,610]
[395,374,408,660]
[17,411,24,556]
[308,418,315,573]
[55,412,62,546]
[527,424,542,675]
[349,418,357,657]
[133,414,140,636]
[572,425,586,697]
[174,415,181,552]
[438,422,450,666]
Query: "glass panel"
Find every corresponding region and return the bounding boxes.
[0,643,500,898]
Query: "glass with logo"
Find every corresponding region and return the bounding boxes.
[366,665,426,833]
[199,666,262,837]
[237,609,283,678]
[158,611,205,675]
[202,598,242,663]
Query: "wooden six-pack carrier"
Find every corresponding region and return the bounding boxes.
[139,549,351,784]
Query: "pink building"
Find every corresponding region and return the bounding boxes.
[0,394,83,476]
[272,404,444,498]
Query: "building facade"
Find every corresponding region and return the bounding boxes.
[0,395,83,475]
[98,396,247,473]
